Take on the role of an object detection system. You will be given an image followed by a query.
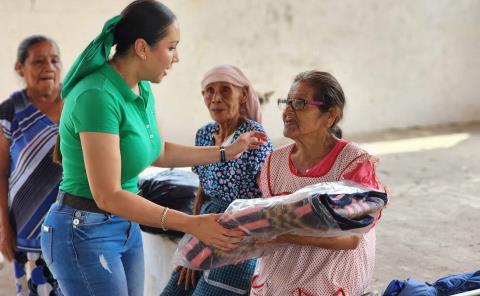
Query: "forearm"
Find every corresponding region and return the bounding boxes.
[0,176,10,227]
[153,142,222,168]
[0,173,16,261]
[96,190,196,234]
[0,190,10,231]
[95,190,195,233]
[275,234,361,250]
[0,131,11,228]
[79,133,196,234]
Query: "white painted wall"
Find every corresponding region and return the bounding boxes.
[1,0,479,144]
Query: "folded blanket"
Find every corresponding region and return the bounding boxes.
[175,181,388,270]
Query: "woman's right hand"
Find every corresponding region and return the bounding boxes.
[188,214,244,250]
[0,222,16,262]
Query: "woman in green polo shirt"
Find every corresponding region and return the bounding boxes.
[40,1,267,295]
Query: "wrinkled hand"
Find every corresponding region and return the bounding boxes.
[226,131,268,161]
[176,266,199,290]
[190,214,244,251]
[0,222,16,262]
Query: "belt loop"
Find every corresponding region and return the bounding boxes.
[56,190,65,209]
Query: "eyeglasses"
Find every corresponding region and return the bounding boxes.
[277,98,324,111]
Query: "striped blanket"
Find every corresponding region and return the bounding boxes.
[175,181,387,270]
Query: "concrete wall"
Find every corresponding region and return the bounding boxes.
[1,0,479,144]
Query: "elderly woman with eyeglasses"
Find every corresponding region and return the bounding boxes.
[161,64,273,296]
[250,71,385,296]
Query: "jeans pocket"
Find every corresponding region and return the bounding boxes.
[75,211,113,228]
[40,224,54,267]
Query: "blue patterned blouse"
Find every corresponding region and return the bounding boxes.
[0,90,61,251]
[193,119,273,204]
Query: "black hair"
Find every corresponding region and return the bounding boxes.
[113,0,176,56]
[16,35,59,66]
[53,1,176,166]
[293,71,345,138]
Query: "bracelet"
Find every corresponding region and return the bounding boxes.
[219,145,226,163]
[161,207,169,231]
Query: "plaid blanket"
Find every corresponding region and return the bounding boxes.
[175,181,388,270]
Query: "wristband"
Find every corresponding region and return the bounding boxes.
[220,145,226,163]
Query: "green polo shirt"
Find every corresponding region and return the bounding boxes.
[59,64,162,198]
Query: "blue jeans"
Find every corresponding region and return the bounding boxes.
[40,193,144,296]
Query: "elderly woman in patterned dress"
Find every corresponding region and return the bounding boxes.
[161,65,273,296]
[0,35,63,295]
[250,71,385,296]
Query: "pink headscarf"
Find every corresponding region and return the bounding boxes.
[201,65,262,123]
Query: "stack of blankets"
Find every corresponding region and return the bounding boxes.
[175,181,388,270]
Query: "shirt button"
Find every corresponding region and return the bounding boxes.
[149,135,154,139]
[146,124,150,128]
[73,219,80,225]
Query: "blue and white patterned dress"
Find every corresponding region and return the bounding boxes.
[0,89,62,252]
[193,120,272,204]
[0,89,63,295]
[161,119,273,296]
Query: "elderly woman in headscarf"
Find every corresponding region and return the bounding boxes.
[161,65,273,296]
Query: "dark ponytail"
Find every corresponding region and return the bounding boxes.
[53,1,176,165]
[114,0,176,56]
[330,125,342,139]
